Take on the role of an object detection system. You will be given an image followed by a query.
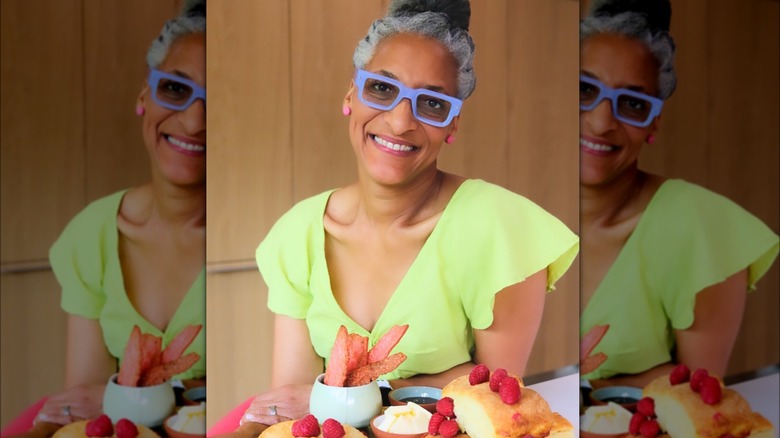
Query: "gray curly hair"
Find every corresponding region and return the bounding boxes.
[580,12,676,99]
[353,13,476,100]
[146,0,206,68]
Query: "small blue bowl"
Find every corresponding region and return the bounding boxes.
[182,386,206,405]
[589,386,642,412]
[388,386,442,413]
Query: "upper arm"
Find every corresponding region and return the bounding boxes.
[271,314,324,387]
[674,269,748,377]
[65,314,116,388]
[472,268,547,378]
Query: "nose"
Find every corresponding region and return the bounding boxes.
[383,98,418,134]
[179,98,206,135]
[583,98,618,135]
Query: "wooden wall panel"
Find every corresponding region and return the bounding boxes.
[507,0,581,375]
[83,1,178,200]
[0,0,86,264]
[206,0,292,266]
[289,0,384,201]
[205,0,293,426]
[1,273,68,427]
[581,0,780,376]
[1,0,183,428]
[205,270,272,428]
[438,0,510,182]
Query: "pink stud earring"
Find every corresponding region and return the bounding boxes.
[445,134,455,144]
[342,105,351,116]
[646,134,655,144]
[135,106,145,116]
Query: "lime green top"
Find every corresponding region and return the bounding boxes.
[582,179,779,380]
[257,179,579,379]
[49,190,206,380]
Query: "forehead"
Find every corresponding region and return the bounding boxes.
[158,32,206,85]
[581,32,659,94]
[366,33,458,93]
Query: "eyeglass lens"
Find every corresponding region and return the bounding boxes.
[361,77,453,124]
[154,77,195,109]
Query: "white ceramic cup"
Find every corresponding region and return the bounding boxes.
[103,373,175,427]
[309,373,382,428]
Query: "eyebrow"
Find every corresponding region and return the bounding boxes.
[580,70,649,93]
[376,69,447,93]
[169,69,194,81]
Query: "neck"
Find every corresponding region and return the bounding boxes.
[147,173,206,229]
[355,168,445,228]
[581,166,647,227]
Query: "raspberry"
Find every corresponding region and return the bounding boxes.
[428,413,446,435]
[639,418,660,437]
[438,419,460,438]
[321,418,345,438]
[489,368,508,392]
[636,397,655,417]
[436,397,455,417]
[115,419,138,438]
[469,364,490,386]
[690,368,709,393]
[498,376,521,404]
[700,376,722,405]
[629,412,646,436]
[669,363,690,385]
[291,414,320,437]
[85,414,114,437]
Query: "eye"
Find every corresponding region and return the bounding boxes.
[580,82,599,101]
[164,81,188,94]
[157,78,192,101]
[373,82,393,94]
[424,98,444,109]
[625,98,647,111]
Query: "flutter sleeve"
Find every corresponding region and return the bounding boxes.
[651,181,779,330]
[49,193,124,319]
[256,192,333,319]
[445,181,580,330]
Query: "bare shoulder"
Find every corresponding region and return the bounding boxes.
[117,184,153,226]
[324,184,359,227]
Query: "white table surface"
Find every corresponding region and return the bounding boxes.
[528,372,580,434]
[729,372,779,438]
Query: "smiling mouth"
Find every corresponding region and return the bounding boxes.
[166,135,205,153]
[371,134,417,152]
[580,137,617,153]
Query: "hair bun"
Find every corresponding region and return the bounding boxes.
[589,0,671,31]
[388,0,471,31]
[181,0,206,18]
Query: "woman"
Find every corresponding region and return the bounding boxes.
[579,0,778,388]
[222,0,578,433]
[3,1,206,435]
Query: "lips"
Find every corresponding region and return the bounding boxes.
[370,134,418,154]
[165,134,205,157]
[580,136,618,155]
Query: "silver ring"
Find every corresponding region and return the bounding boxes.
[61,405,71,417]
[269,405,277,416]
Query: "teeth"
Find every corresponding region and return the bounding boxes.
[580,138,615,152]
[167,135,205,152]
[373,135,415,152]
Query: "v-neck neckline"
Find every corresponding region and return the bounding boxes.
[112,190,205,337]
[316,179,474,336]
[583,179,675,315]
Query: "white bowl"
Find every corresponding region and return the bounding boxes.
[309,373,382,428]
[103,373,175,427]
